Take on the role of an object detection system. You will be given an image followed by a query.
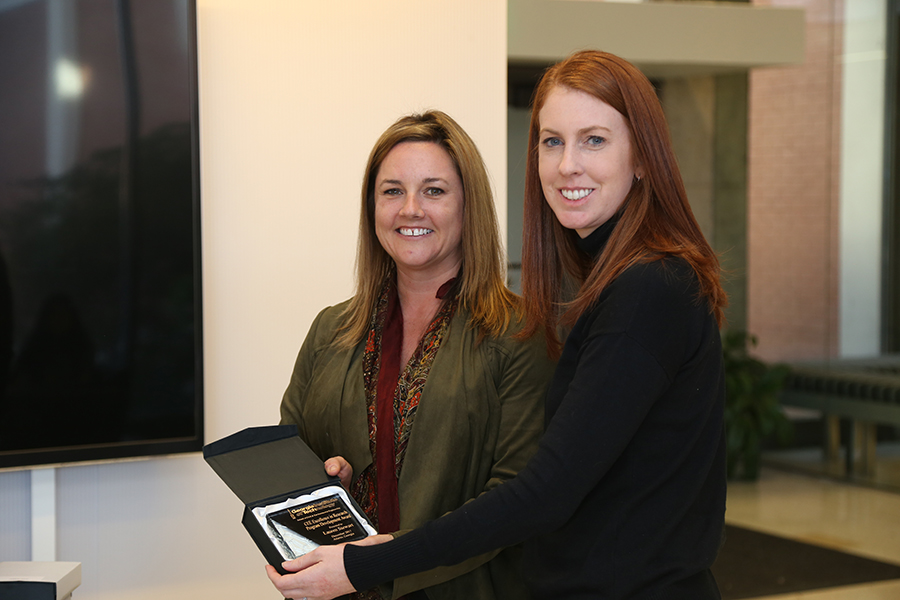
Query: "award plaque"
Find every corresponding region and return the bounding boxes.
[252,485,377,560]
[265,494,369,559]
[269,495,368,545]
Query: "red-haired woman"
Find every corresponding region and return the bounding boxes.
[268,49,729,600]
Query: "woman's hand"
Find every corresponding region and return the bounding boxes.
[265,535,392,600]
[266,544,353,600]
[323,456,353,489]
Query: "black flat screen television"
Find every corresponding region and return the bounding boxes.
[0,0,202,469]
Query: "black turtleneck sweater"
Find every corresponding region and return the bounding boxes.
[346,220,726,599]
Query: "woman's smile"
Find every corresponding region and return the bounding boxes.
[559,188,594,201]
[397,227,435,237]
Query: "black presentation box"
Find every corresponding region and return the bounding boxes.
[203,425,374,574]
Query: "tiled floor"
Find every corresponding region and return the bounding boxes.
[726,467,900,599]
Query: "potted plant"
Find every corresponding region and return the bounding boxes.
[722,330,792,480]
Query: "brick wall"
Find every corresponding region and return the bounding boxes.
[747,0,843,361]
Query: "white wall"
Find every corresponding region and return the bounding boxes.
[839,0,887,357]
[0,1,507,598]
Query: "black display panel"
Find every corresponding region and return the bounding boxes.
[0,0,202,468]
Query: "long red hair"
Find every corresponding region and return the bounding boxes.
[520,50,727,356]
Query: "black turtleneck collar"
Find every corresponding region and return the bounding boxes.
[575,215,620,259]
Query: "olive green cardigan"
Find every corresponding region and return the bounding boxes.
[280,299,555,600]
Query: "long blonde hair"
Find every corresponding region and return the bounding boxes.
[337,111,517,347]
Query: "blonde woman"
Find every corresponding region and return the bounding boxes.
[277,111,554,600]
